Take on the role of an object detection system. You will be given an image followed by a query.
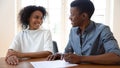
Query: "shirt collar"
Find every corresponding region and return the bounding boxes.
[85,20,95,33]
[23,26,44,32]
[77,20,95,34]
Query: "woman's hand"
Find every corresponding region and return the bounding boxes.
[5,55,19,65]
[6,49,22,59]
[6,49,16,59]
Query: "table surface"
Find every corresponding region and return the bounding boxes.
[0,57,120,68]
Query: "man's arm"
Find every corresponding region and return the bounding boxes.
[65,53,120,64]
[81,53,120,64]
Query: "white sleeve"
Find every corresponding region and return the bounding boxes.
[9,32,21,52]
[43,30,53,53]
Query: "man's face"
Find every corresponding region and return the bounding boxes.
[69,7,84,27]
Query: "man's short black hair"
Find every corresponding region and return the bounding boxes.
[70,0,95,18]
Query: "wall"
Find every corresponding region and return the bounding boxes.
[106,0,120,46]
[0,0,15,57]
[0,0,120,57]
[113,0,120,46]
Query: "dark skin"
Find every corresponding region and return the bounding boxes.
[6,49,52,65]
[5,10,52,65]
[47,7,120,64]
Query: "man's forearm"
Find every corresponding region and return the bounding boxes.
[81,53,120,64]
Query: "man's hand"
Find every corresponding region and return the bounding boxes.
[47,53,62,61]
[64,53,81,64]
[5,55,19,65]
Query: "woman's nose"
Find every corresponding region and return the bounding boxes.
[37,18,42,22]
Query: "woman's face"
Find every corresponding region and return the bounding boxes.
[29,10,43,30]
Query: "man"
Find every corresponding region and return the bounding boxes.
[47,0,120,64]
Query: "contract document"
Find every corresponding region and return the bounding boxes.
[30,60,78,68]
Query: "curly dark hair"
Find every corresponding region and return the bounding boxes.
[70,0,95,19]
[18,5,47,29]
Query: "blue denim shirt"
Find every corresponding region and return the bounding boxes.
[65,21,120,56]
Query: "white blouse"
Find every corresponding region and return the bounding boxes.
[9,27,53,53]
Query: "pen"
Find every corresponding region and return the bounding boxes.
[67,47,73,54]
[62,47,73,60]
[60,54,64,60]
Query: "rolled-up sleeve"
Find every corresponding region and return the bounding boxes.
[43,30,54,53]
[65,29,74,53]
[101,26,120,56]
[9,32,21,52]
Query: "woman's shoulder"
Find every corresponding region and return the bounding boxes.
[17,30,26,36]
[19,26,51,34]
[40,26,51,32]
[12,30,24,39]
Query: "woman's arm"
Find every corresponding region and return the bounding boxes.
[18,51,52,58]
[6,49,52,58]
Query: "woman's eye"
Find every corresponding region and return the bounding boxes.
[35,16,39,19]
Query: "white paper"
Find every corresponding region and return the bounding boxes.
[30,60,78,68]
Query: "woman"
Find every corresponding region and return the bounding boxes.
[5,5,53,65]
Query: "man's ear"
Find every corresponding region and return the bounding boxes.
[81,13,88,19]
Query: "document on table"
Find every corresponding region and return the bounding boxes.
[30,60,78,68]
